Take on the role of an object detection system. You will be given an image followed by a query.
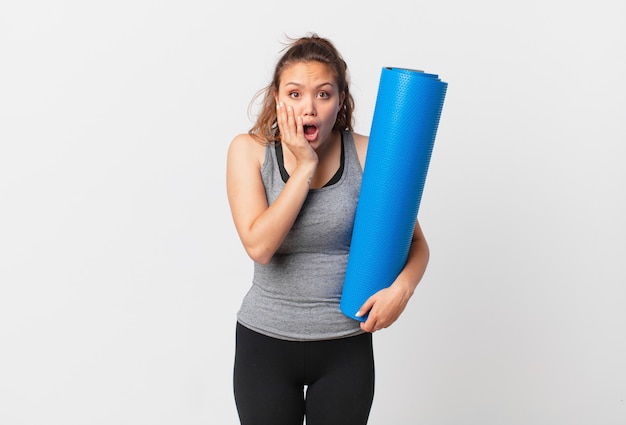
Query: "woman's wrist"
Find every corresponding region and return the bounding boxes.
[291,161,318,186]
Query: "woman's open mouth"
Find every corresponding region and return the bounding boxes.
[303,124,319,142]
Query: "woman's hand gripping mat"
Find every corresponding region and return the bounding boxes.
[340,67,447,321]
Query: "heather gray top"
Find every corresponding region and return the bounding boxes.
[237,131,365,341]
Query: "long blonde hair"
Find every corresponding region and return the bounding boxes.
[248,33,355,144]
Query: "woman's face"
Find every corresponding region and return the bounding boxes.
[275,61,345,149]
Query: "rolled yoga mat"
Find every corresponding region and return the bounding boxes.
[340,67,447,321]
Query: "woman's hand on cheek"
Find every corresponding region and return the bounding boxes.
[276,101,300,144]
[276,102,317,165]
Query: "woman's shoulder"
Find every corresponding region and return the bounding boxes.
[229,132,267,149]
[351,131,368,147]
[350,131,369,168]
[227,133,268,168]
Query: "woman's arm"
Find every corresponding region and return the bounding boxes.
[356,219,430,332]
[226,133,317,265]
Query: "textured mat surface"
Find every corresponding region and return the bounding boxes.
[340,67,447,321]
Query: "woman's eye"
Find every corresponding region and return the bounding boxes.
[318,91,330,99]
[288,92,300,98]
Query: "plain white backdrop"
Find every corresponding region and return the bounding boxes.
[1,1,625,424]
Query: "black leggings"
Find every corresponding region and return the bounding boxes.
[233,322,375,425]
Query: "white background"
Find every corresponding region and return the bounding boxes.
[1,1,625,424]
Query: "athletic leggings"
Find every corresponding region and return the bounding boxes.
[233,322,375,425]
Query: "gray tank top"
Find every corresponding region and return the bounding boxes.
[237,131,365,341]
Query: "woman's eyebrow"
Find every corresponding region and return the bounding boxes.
[284,81,335,88]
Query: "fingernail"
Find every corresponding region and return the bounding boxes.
[355,310,362,317]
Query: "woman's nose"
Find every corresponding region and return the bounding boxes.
[301,96,316,116]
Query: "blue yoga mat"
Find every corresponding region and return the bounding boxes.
[340,67,447,321]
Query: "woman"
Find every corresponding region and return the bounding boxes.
[226,33,429,425]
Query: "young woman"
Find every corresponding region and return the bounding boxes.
[226,33,429,425]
